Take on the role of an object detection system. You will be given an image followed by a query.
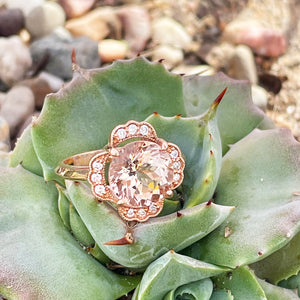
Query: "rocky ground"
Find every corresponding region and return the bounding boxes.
[0,0,299,157]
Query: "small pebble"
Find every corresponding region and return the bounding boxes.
[0,86,35,137]
[152,17,192,50]
[98,39,128,63]
[0,9,24,37]
[151,45,183,69]
[117,6,151,54]
[0,36,32,86]
[251,85,269,111]
[59,0,95,19]
[223,21,287,57]
[227,45,258,84]
[5,0,44,16]
[30,33,100,80]
[65,7,110,41]
[172,65,214,76]
[0,116,10,151]
[25,1,66,39]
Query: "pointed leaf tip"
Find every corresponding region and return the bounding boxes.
[213,87,227,108]
[71,48,77,65]
[103,233,133,245]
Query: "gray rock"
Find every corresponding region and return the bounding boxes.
[0,36,32,86]
[0,8,24,37]
[0,86,35,136]
[5,0,44,16]
[251,85,269,111]
[25,1,66,39]
[227,45,258,84]
[30,33,100,80]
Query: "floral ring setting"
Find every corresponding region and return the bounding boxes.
[56,120,185,222]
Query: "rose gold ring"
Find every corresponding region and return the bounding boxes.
[56,120,185,222]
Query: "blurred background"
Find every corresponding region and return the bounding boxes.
[0,0,299,153]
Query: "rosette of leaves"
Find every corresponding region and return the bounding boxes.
[1,57,300,299]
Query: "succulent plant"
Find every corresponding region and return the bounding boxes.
[1,57,300,299]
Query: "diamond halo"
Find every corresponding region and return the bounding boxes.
[88,120,185,222]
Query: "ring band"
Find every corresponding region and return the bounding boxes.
[56,120,185,222]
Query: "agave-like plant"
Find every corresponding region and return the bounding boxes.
[1,57,300,299]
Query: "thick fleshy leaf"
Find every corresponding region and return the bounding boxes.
[175,278,213,300]
[57,185,71,230]
[210,290,234,300]
[0,151,9,167]
[69,202,95,247]
[66,180,234,269]
[183,129,300,268]
[9,125,43,176]
[132,251,227,300]
[31,57,185,182]
[213,266,267,300]
[163,278,213,300]
[258,278,300,300]
[146,91,222,208]
[183,73,266,154]
[0,167,139,299]
[251,232,300,284]
[279,272,300,297]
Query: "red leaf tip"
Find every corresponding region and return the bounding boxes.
[213,87,227,106]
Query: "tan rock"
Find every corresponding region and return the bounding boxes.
[152,17,192,50]
[117,6,150,54]
[65,7,112,41]
[151,45,183,69]
[98,39,128,63]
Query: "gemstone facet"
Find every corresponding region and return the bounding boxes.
[92,161,103,171]
[109,141,174,207]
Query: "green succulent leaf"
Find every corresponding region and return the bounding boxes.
[213,266,266,300]
[132,251,227,300]
[258,278,300,300]
[69,202,95,247]
[0,167,139,299]
[251,231,300,284]
[175,278,213,300]
[278,272,300,297]
[66,180,234,269]
[209,290,234,300]
[57,185,71,230]
[31,58,186,182]
[146,92,222,207]
[163,278,213,300]
[183,128,300,268]
[183,73,267,154]
[9,125,43,176]
[0,151,9,167]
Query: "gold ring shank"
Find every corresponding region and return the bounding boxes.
[56,149,106,180]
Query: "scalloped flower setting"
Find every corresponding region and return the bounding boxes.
[88,121,185,222]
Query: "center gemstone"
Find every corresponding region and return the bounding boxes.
[109,140,174,207]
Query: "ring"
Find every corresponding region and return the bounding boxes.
[56,120,185,222]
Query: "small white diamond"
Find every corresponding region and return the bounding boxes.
[173,173,180,181]
[92,161,103,171]
[140,125,149,136]
[128,124,138,135]
[91,173,102,183]
[170,149,178,159]
[149,204,157,213]
[117,128,126,139]
[127,208,135,217]
[173,161,181,169]
[95,185,105,195]
[138,209,146,217]
[144,200,152,206]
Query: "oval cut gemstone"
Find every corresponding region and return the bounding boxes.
[109,141,174,207]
